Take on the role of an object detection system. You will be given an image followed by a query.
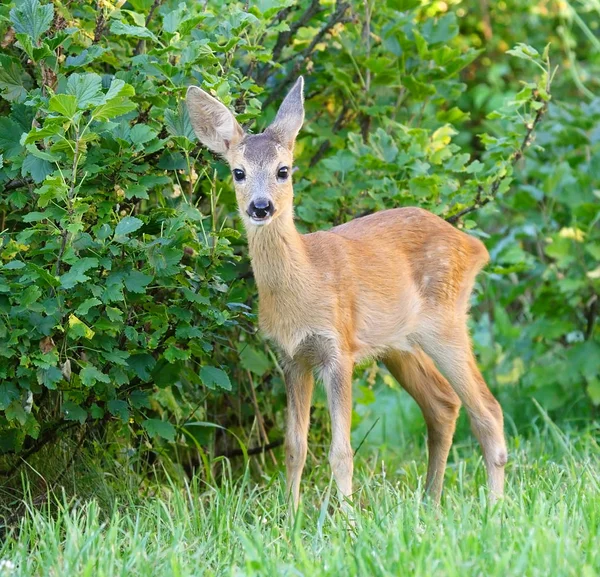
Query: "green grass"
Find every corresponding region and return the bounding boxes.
[1,423,599,577]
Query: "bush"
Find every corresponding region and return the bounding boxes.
[0,0,597,478]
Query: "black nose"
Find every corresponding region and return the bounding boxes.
[247,198,274,220]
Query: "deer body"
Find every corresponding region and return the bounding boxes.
[187,77,507,509]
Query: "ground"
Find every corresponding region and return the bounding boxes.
[1,421,598,577]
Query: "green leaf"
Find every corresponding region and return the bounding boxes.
[200,366,231,391]
[587,378,600,406]
[181,288,210,305]
[110,19,157,40]
[465,160,484,174]
[164,107,195,140]
[92,97,136,121]
[322,150,356,174]
[65,46,107,68]
[80,365,110,387]
[147,245,183,276]
[0,383,20,410]
[10,0,54,44]
[0,55,28,102]
[21,285,42,307]
[240,345,270,377]
[66,73,104,108]
[157,151,186,170]
[164,345,190,363]
[124,270,152,293]
[129,390,151,409]
[62,401,87,424]
[49,94,78,118]
[103,349,130,366]
[115,216,143,237]
[0,117,25,159]
[68,314,95,340]
[60,257,99,289]
[90,403,104,419]
[5,401,27,426]
[3,260,26,270]
[143,419,176,442]
[104,79,135,102]
[25,143,61,162]
[127,353,156,381]
[36,366,63,390]
[76,297,102,315]
[507,43,540,62]
[107,399,129,423]
[163,4,187,34]
[25,119,64,144]
[130,124,158,146]
[22,154,53,183]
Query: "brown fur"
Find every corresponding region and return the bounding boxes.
[186,77,508,510]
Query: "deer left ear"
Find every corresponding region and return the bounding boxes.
[186,86,244,156]
[266,77,305,150]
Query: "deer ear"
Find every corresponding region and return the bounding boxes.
[266,76,305,150]
[186,86,244,155]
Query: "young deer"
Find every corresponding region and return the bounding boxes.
[186,77,508,508]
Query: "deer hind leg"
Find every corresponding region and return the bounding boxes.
[321,356,354,502]
[419,327,507,501]
[384,348,460,504]
[284,362,314,510]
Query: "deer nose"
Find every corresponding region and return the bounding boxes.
[247,198,274,220]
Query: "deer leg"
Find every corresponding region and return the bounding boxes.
[284,362,314,510]
[419,328,507,501]
[321,357,354,501]
[384,348,461,504]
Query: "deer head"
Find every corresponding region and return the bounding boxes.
[186,77,305,227]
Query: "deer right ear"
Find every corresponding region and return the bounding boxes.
[266,76,305,150]
[186,86,244,155]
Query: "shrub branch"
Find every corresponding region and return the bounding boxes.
[446,95,548,225]
[261,1,353,109]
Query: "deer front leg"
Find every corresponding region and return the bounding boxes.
[284,362,314,510]
[322,357,354,501]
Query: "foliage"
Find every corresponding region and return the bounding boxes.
[456,1,600,419]
[0,0,254,457]
[1,431,599,575]
[0,0,597,478]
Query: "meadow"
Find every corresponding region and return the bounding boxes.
[2,410,599,576]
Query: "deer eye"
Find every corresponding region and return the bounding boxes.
[277,166,289,180]
[233,169,246,182]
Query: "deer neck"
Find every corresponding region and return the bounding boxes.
[246,207,311,295]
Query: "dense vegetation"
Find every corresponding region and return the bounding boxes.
[0,0,598,526]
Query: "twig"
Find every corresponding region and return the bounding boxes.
[93,1,106,44]
[257,0,324,84]
[0,421,79,478]
[354,417,380,456]
[246,370,277,465]
[134,0,162,56]
[585,293,598,341]
[54,230,69,276]
[262,1,352,110]
[480,0,493,41]
[50,424,88,490]
[309,102,351,167]
[446,96,548,225]
[2,177,33,192]
[217,438,283,459]
[54,128,81,276]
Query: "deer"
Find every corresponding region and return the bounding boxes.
[186,76,508,510]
